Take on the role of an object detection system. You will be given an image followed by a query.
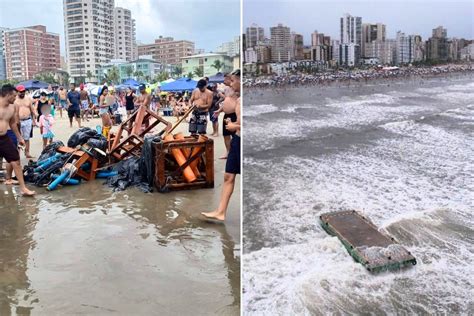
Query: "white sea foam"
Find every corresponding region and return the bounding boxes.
[244,104,278,117]
[244,80,474,314]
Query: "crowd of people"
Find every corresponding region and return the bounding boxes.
[244,63,474,89]
[0,71,242,211]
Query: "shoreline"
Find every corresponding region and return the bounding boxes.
[243,63,474,91]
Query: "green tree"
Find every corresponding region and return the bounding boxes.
[193,66,204,78]
[125,66,134,79]
[134,70,144,81]
[155,72,169,83]
[211,59,223,73]
[172,65,183,78]
[187,72,194,79]
[107,66,120,84]
[34,71,57,84]
[86,70,93,82]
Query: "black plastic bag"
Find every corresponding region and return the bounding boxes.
[67,127,98,148]
[37,141,64,162]
[85,134,108,153]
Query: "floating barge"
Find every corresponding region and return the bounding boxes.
[320,210,417,272]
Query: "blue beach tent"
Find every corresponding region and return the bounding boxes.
[16,79,49,90]
[160,77,197,92]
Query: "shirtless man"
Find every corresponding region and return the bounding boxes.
[58,86,68,118]
[14,85,37,158]
[136,84,152,109]
[79,83,91,121]
[136,84,152,128]
[0,84,35,196]
[188,79,213,135]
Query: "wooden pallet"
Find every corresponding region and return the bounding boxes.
[57,146,99,181]
[110,106,171,161]
[154,136,214,192]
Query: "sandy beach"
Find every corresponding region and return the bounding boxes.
[0,113,240,315]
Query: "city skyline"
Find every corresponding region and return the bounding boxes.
[0,0,240,56]
[244,0,474,44]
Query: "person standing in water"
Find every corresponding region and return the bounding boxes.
[188,79,213,135]
[0,84,35,196]
[201,69,240,222]
[14,85,36,158]
[58,86,67,118]
[67,83,82,128]
[79,83,91,121]
[125,87,136,119]
[39,103,55,149]
[98,86,113,137]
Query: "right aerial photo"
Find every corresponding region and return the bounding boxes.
[242,0,473,314]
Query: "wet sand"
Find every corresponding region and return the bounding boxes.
[0,112,240,315]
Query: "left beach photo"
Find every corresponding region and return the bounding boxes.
[0,0,241,314]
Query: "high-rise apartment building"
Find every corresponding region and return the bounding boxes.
[292,33,304,60]
[311,31,332,62]
[339,13,362,66]
[245,24,265,49]
[217,36,241,57]
[3,25,60,80]
[361,23,386,57]
[63,0,115,82]
[426,26,448,62]
[270,24,291,62]
[0,27,8,80]
[364,40,395,65]
[113,7,137,61]
[137,36,195,65]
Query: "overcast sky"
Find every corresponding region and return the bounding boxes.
[244,0,474,45]
[0,0,240,56]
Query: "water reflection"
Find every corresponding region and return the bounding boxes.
[0,188,38,315]
[0,182,240,314]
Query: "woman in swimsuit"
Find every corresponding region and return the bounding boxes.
[98,86,112,136]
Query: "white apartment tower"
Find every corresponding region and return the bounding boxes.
[113,7,137,61]
[339,13,362,66]
[63,0,115,83]
[245,24,265,48]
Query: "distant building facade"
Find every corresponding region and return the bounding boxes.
[216,36,240,57]
[97,58,173,83]
[3,25,60,80]
[113,7,137,61]
[245,24,265,49]
[426,26,448,62]
[270,24,292,62]
[138,36,195,65]
[63,0,115,82]
[0,27,8,80]
[182,53,234,77]
[339,13,362,66]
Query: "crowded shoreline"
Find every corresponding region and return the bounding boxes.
[243,63,474,89]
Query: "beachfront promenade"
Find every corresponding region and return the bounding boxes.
[244,63,474,88]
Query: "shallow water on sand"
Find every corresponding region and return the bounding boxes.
[0,118,240,315]
[243,74,474,314]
